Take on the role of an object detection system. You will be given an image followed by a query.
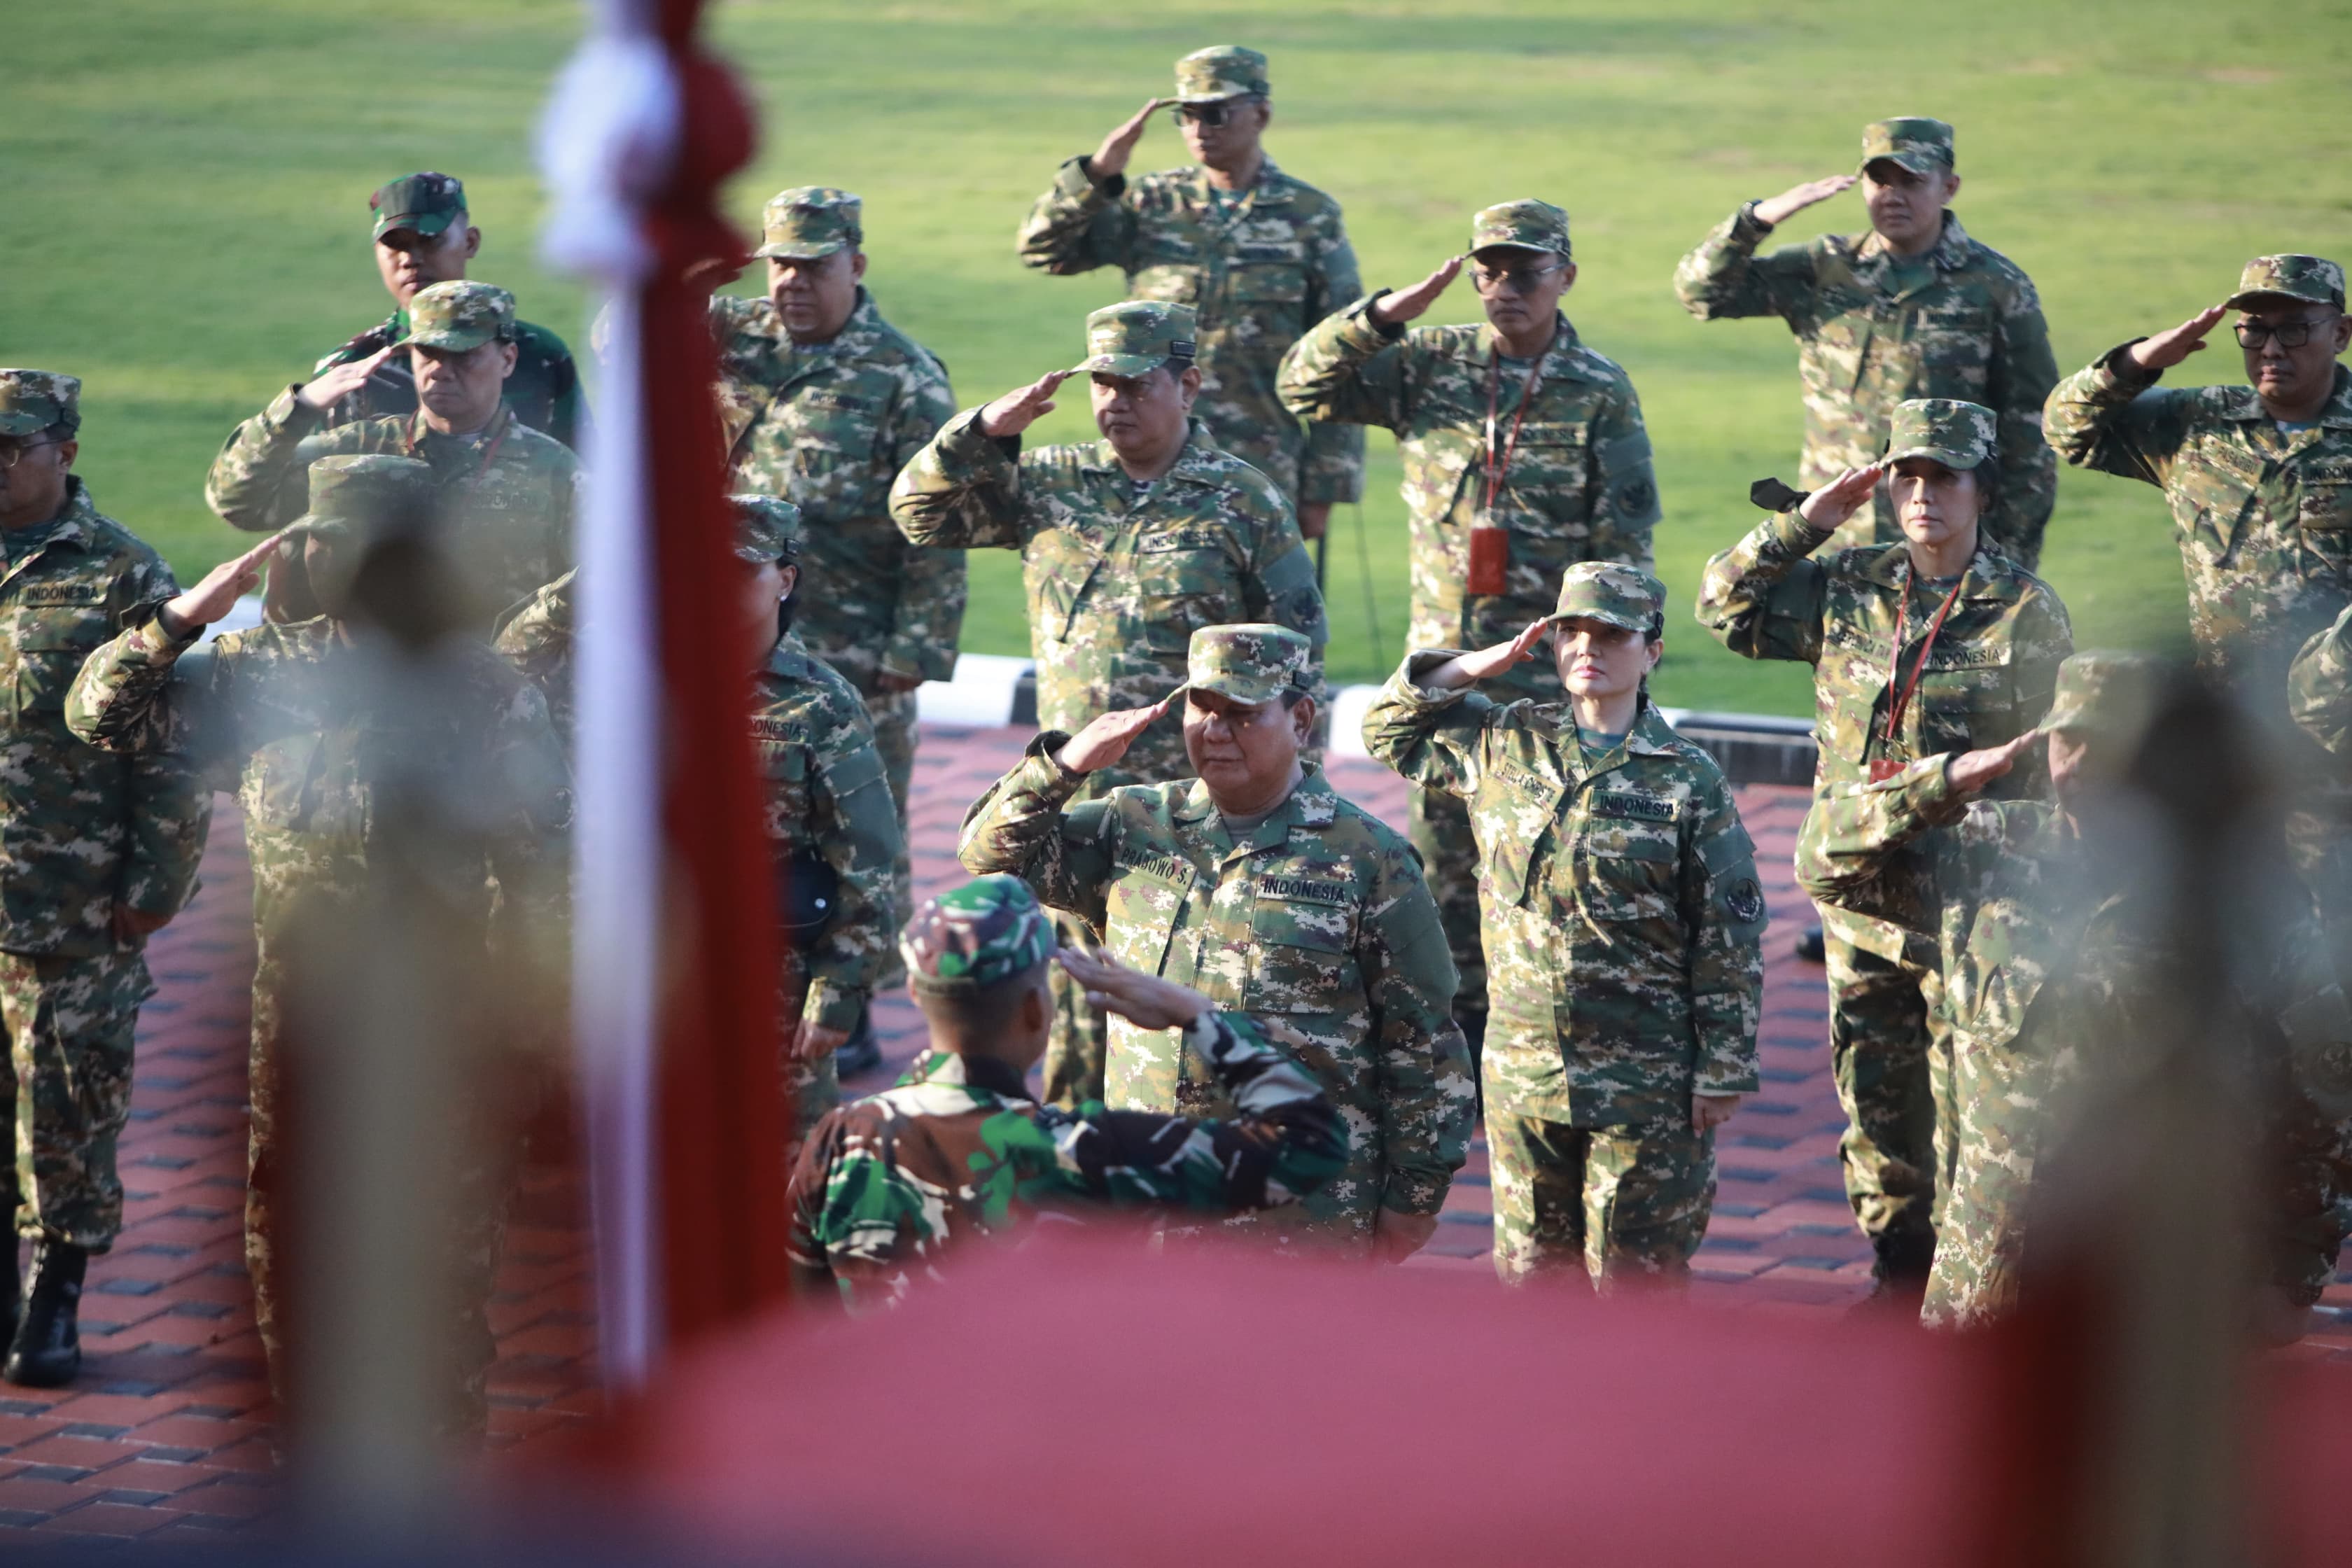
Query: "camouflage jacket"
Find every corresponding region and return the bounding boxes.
[205,390,577,624]
[2046,354,2352,701]
[1673,208,2059,560]
[713,288,965,690]
[315,312,589,451]
[958,742,1469,1245]
[1278,302,1660,666]
[1697,508,2071,952]
[2290,601,2352,757]
[490,570,577,740]
[0,479,209,957]
[891,413,1325,776]
[1364,666,1765,1124]
[785,1014,1345,1310]
[1016,155,1364,506]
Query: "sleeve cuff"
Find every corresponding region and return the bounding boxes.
[2094,340,2161,393]
[1020,731,1088,798]
[804,981,869,1037]
[1397,650,1477,704]
[1730,201,1774,244]
[1062,155,1122,202]
[1346,290,1406,342]
[263,386,326,436]
[129,612,199,660]
[1764,506,1838,556]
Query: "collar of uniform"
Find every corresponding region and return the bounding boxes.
[1172,158,1292,207]
[26,476,102,554]
[1854,210,1973,270]
[1621,697,1684,757]
[1854,538,2024,603]
[1467,315,1609,387]
[1170,764,1337,828]
[902,1049,1036,1102]
[762,630,816,682]
[1082,418,1226,486]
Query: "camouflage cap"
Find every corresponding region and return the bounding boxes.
[754,187,862,261]
[1469,200,1572,262]
[0,370,81,438]
[1542,561,1667,634]
[403,281,516,352]
[1858,117,1955,176]
[901,874,1058,995]
[1077,300,1198,378]
[2226,254,2346,313]
[730,494,804,565]
[2040,650,2164,741]
[370,172,468,243]
[290,453,435,540]
[1174,44,1269,104]
[1884,398,1997,470]
[1179,622,1314,706]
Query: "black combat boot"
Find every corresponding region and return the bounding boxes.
[1795,923,1827,962]
[6,1239,88,1387]
[1852,1228,1935,1316]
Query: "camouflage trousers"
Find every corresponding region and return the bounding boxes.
[1921,1030,2045,1329]
[1821,908,1952,1266]
[0,948,153,1251]
[783,977,841,1172]
[865,684,918,993]
[1486,1103,1717,1286]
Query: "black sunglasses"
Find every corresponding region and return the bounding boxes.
[1172,99,1254,128]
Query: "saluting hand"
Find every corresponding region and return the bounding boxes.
[2127,304,2229,374]
[159,531,286,637]
[1368,255,1465,329]
[1945,729,2043,797]
[1754,174,1857,227]
[1054,695,1172,775]
[1056,947,1212,1031]
[1422,620,1550,692]
[1796,463,1884,533]
[295,344,398,413]
[1091,98,1174,182]
[979,368,1077,440]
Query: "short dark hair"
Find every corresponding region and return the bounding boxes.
[1159,354,1196,379]
[912,958,1047,1037]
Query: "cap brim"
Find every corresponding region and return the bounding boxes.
[0,412,51,438]
[1540,608,1652,633]
[1077,354,1166,378]
[1179,677,1289,705]
[752,239,848,260]
[402,328,499,352]
[1175,90,1250,105]
[1883,443,1983,470]
[1858,153,1942,178]
[372,210,458,242]
[2225,288,2337,313]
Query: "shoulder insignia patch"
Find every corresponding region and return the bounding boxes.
[1726,877,1766,924]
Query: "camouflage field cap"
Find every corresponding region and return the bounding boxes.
[730,494,804,565]
[755,188,862,261]
[1858,117,1955,176]
[1179,622,1314,706]
[1077,300,1198,377]
[1175,44,1269,103]
[0,370,80,438]
[1469,200,1572,261]
[2226,254,2346,313]
[403,281,517,352]
[901,874,1057,995]
[1884,398,1996,470]
[370,172,468,243]
[290,454,435,539]
[1542,561,1667,634]
[2040,650,2164,741]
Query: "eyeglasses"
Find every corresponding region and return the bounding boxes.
[1172,99,1254,128]
[2234,317,2339,349]
[1469,261,1567,295]
[0,436,63,471]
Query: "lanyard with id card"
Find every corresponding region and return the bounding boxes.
[1868,565,1969,783]
[1466,348,1546,596]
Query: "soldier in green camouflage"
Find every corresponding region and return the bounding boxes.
[958,624,1469,1258]
[68,454,572,1433]
[312,172,589,451]
[715,189,960,1022]
[1673,118,2059,566]
[892,300,1326,1106]
[1698,398,2072,1292]
[1016,44,1364,532]
[1278,197,1662,1070]
[209,279,577,629]
[1364,564,1766,1285]
[786,874,1345,1311]
[0,372,210,1387]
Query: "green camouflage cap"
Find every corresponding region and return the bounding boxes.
[754,187,862,261]
[2226,254,2346,313]
[0,370,80,438]
[1174,44,1269,104]
[901,874,1057,995]
[1077,300,1198,378]
[1179,622,1313,705]
[1542,561,1667,634]
[730,494,804,564]
[370,172,468,243]
[1469,200,1572,262]
[290,453,435,539]
[2040,650,2164,741]
[403,281,516,352]
[1858,117,1955,176]
[1884,398,1996,470]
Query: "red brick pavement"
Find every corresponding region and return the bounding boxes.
[2,724,2346,1543]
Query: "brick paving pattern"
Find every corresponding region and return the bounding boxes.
[2,723,2346,1543]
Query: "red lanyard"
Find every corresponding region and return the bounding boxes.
[1878,563,1968,757]
[1481,347,1546,514]
[407,407,510,486]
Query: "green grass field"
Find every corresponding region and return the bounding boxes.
[10,0,2351,712]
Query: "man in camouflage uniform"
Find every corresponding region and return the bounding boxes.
[312,172,589,451]
[1673,117,2059,565]
[893,300,1326,1107]
[69,454,571,1434]
[958,624,1469,1260]
[209,280,576,628]
[1016,45,1363,531]
[786,874,1344,1311]
[1278,197,1661,1066]
[716,190,960,1032]
[494,497,903,1139]
[1364,565,1766,1286]
[1698,400,2071,1291]
[0,372,209,1387]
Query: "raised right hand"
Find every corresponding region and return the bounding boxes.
[1368,255,1464,328]
[1054,696,1172,775]
[1055,947,1212,1031]
[161,532,285,636]
[1091,98,1173,182]
[1754,174,1857,227]
[295,344,397,412]
[1796,463,1884,533]
[978,368,1077,440]
[1441,620,1550,689]
[1945,730,2043,797]
[2127,304,2228,374]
